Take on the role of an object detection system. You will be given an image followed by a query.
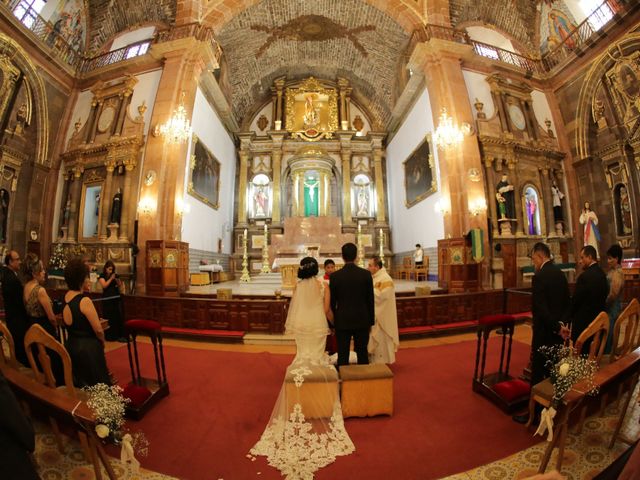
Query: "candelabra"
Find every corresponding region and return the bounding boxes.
[378,228,385,267]
[357,224,365,267]
[261,224,271,274]
[240,228,251,282]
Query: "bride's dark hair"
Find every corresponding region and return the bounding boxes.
[297,256,319,279]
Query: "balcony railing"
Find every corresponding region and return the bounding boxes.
[2,1,223,75]
[409,0,634,77]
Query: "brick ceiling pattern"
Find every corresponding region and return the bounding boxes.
[87,0,176,53]
[217,0,410,128]
[449,0,540,53]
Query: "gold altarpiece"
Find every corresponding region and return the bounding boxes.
[233,76,390,275]
[56,76,147,286]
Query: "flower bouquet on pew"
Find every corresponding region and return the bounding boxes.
[535,344,599,441]
[84,383,149,472]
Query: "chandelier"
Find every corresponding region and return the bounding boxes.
[157,92,192,144]
[433,108,464,149]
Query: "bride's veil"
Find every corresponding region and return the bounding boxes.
[250,277,355,478]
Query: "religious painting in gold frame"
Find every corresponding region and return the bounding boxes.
[404,135,437,208]
[285,77,338,141]
[188,135,220,209]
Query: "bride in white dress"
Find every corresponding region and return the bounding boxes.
[250,257,355,479]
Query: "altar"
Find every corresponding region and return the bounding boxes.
[272,257,344,289]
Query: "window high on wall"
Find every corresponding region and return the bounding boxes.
[12,0,46,29]
[581,0,614,30]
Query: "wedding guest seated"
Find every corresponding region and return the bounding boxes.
[23,253,64,384]
[63,258,111,387]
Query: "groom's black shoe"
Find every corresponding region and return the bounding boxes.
[512,413,530,424]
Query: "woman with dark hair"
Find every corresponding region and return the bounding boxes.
[63,257,111,387]
[98,260,124,341]
[605,244,625,353]
[23,253,64,384]
[251,256,354,476]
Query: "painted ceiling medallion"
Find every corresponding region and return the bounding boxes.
[251,15,375,57]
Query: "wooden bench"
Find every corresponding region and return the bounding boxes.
[0,364,117,479]
[538,346,640,474]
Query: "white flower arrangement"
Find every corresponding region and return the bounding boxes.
[539,344,599,406]
[84,384,130,437]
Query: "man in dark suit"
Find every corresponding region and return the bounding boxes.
[514,242,571,424]
[1,250,29,366]
[330,242,374,367]
[0,370,39,479]
[567,245,609,343]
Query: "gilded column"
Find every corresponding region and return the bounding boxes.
[67,165,84,242]
[507,157,525,236]
[318,172,325,216]
[341,150,352,224]
[118,162,135,241]
[372,146,386,222]
[297,173,305,216]
[484,158,498,236]
[99,160,115,240]
[238,149,250,224]
[539,164,556,237]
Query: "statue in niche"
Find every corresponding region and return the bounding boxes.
[303,94,320,128]
[356,186,369,217]
[303,177,320,217]
[551,181,565,222]
[254,186,268,217]
[0,190,9,243]
[579,201,600,257]
[619,185,632,235]
[496,174,515,219]
[496,192,507,219]
[62,199,71,227]
[525,192,538,235]
[110,188,122,224]
[14,103,27,134]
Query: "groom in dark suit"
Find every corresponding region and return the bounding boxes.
[330,242,375,368]
[1,251,29,366]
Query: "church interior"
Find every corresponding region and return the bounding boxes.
[2,0,640,478]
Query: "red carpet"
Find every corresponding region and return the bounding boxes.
[106,338,539,480]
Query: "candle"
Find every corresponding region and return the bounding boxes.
[264,224,267,233]
[379,228,383,237]
[244,228,247,238]
[358,224,361,233]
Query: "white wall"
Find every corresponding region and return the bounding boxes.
[110,27,156,51]
[181,88,236,254]
[531,90,557,137]
[463,70,495,119]
[386,88,443,252]
[466,26,516,53]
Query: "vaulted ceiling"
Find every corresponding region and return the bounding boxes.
[216,0,410,128]
[81,0,552,126]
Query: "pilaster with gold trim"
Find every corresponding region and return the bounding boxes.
[99,160,116,240]
[371,133,386,223]
[67,165,84,242]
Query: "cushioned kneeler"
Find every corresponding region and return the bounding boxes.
[284,366,339,419]
[340,364,394,418]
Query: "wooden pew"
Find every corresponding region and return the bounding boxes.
[539,346,640,474]
[0,364,117,479]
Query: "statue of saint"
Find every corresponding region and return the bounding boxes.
[496,192,507,219]
[110,188,123,224]
[579,201,600,257]
[254,186,268,217]
[356,186,369,217]
[0,190,8,243]
[619,185,632,235]
[551,181,565,222]
[62,198,71,227]
[496,174,515,219]
[303,94,319,128]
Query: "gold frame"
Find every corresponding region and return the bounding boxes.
[188,135,220,210]
[78,180,104,242]
[403,134,437,208]
[285,77,339,141]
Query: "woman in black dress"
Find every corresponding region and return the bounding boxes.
[98,260,124,341]
[63,258,111,387]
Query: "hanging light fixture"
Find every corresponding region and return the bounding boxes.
[156,91,192,144]
[433,108,464,149]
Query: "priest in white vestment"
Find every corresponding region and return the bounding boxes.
[367,256,399,364]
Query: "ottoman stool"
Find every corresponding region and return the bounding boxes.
[340,364,394,418]
[284,365,339,419]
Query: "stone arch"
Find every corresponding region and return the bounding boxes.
[203,0,424,35]
[575,32,640,160]
[0,33,49,167]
